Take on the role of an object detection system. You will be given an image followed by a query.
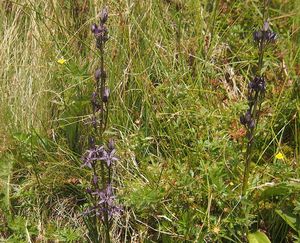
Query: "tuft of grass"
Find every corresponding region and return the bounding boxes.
[0,0,299,242]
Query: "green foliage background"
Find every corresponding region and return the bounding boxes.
[0,0,299,242]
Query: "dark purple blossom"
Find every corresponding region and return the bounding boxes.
[264,30,277,42]
[253,21,277,43]
[92,24,109,48]
[82,145,104,168]
[240,110,255,130]
[91,23,98,34]
[91,92,101,112]
[92,9,109,49]
[249,76,266,92]
[253,30,263,42]
[94,68,106,81]
[263,21,269,32]
[100,148,118,167]
[94,69,101,81]
[84,8,122,237]
[86,187,93,194]
[85,185,122,220]
[102,87,110,103]
[240,114,247,126]
[100,7,108,24]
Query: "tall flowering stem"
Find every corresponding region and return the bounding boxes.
[82,7,121,243]
[240,1,276,196]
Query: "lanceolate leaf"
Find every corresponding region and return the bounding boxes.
[257,182,300,201]
[247,231,271,243]
[275,209,300,233]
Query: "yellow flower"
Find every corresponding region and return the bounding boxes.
[275,152,284,160]
[213,226,220,234]
[57,58,66,65]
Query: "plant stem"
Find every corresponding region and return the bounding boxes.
[241,2,268,196]
[98,21,111,243]
[99,39,105,138]
[242,93,258,195]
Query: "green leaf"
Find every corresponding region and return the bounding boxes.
[0,153,13,213]
[247,231,271,243]
[275,209,300,233]
[258,182,300,201]
[259,183,291,200]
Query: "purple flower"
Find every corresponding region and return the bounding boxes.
[240,114,247,126]
[85,185,122,220]
[100,7,108,24]
[100,148,118,167]
[102,87,110,103]
[91,23,99,34]
[253,30,263,42]
[92,24,108,44]
[82,145,104,168]
[94,69,101,81]
[249,76,266,92]
[240,110,256,130]
[94,68,106,81]
[264,30,277,42]
[93,184,115,205]
[253,21,277,43]
[263,21,269,32]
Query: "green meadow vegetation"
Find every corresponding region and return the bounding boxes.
[0,0,299,242]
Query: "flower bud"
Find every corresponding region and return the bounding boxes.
[265,30,277,43]
[91,23,98,34]
[100,7,108,24]
[245,110,252,123]
[102,87,110,102]
[95,69,101,81]
[263,21,269,32]
[108,138,115,151]
[240,114,246,126]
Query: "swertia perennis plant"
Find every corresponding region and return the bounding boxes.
[240,1,276,196]
[82,7,121,243]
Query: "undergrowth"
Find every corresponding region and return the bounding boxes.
[0,0,299,242]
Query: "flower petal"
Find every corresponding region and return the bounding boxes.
[275,152,284,160]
